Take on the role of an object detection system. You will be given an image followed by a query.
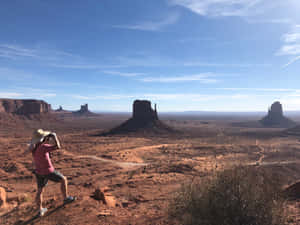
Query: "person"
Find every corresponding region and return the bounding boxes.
[28,129,76,216]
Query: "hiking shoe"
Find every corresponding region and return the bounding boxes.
[39,207,48,216]
[64,196,76,204]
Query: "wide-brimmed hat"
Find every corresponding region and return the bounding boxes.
[31,129,51,145]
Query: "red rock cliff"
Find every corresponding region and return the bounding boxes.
[0,99,51,115]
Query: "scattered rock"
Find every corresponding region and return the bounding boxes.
[260,101,295,128]
[0,187,7,208]
[83,182,92,188]
[91,188,106,203]
[121,201,129,208]
[104,195,117,207]
[97,211,111,217]
[91,186,118,207]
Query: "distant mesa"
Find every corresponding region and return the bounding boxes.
[260,101,295,128]
[0,99,51,115]
[103,100,174,135]
[55,105,64,112]
[72,103,95,116]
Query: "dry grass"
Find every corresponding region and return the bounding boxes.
[169,165,287,225]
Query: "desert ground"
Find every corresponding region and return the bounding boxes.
[1,113,300,224]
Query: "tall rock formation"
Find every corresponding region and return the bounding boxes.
[0,99,51,115]
[260,101,295,127]
[132,100,158,122]
[73,103,95,116]
[103,100,173,135]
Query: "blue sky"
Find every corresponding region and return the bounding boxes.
[1,0,300,112]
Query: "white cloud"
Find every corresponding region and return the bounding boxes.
[0,67,33,81]
[0,92,23,98]
[139,73,218,83]
[283,32,300,43]
[168,0,262,17]
[218,88,299,92]
[103,70,145,77]
[278,25,300,68]
[113,13,179,31]
[183,62,271,67]
[282,55,300,68]
[245,18,293,24]
[0,89,56,99]
[70,94,135,100]
[0,44,37,59]
[0,44,107,70]
[70,93,247,101]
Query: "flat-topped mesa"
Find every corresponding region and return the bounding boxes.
[260,101,295,127]
[0,99,51,115]
[132,100,158,121]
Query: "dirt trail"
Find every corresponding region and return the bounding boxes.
[63,151,148,168]
[248,144,300,167]
[248,160,300,166]
[61,144,176,168]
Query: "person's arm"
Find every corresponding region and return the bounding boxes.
[42,143,59,152]
[51,133,61,149]
[41,133,61,152]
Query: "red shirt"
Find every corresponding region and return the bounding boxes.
[33,144,57,175]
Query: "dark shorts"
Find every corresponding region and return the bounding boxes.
[35,170,64,188]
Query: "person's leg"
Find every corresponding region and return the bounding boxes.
[60,176,68,199]
[48,170,69,199]
[35,174,48,211]
[48,170,75,203]
[36,186,44,210]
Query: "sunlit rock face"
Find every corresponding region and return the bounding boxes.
[0,99,51,115]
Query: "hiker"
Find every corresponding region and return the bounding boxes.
[28,129,75,216]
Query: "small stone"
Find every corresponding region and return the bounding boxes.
[91,188,106,203]
[0,187,7,208]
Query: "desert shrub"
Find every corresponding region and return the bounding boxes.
[169,166,287,225]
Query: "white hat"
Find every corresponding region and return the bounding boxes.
[31,129,51,146]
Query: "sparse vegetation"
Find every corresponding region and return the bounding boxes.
[169,166,287,225]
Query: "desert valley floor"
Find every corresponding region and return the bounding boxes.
[1,113,300,224]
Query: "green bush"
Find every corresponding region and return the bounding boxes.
[169,166,287,225]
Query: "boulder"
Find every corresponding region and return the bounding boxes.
[92,188,106,203]
[91,187,118,207]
